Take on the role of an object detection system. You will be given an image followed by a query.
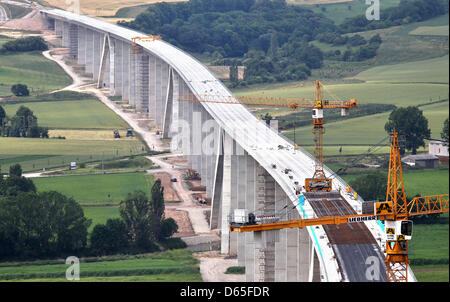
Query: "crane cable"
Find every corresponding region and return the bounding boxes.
[328,135,390,180]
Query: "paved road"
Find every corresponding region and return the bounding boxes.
[41,47,238,281]
[0,5,9,22]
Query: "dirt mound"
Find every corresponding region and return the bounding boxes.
[1,10,45,31]
[165,209,195,238]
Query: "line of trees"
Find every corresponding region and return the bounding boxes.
[0,165,184,260]
[0,164,90,259]
[0,105,48,138]
[119,0,336,86]
[90,182,184,256]
[339,0,449,33]
[0,36,48,53]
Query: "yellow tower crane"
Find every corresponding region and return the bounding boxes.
[181,80,358,192]
[228,132,449,282]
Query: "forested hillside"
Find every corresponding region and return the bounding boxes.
[119,0,449,86]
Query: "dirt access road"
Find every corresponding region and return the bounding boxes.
[41,41,243,281]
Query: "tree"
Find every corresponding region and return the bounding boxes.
[1,36,48,52]
[0,191,91,259]
[160,218,178,239]
[349,172,387,201]
[119,190,159,252]
[9,164,22,177]
[90,218,130,255]
[150,179,168,240]
[385,106,431,154]
[0,105,5,129]
[11,84,29,97]
[441,118,449,146]
[0,164,36,197]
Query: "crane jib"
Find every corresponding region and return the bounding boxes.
[347,215,377,223]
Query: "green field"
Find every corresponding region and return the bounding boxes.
[296,0,401,25]
[410,26,449,37]
[341,168,449,197]
[409,223,449,261]
[0,52,72,94]
[283,100,448,148]
[83,206,120,232]
[354,55,449,84]
[33,172,155,205]
[0,249,202,281]
[2,98,130,129]
[0,137,145,156]
[411,266,449,282]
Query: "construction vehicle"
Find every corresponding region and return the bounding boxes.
[229,132,449,282]
[180,80,358,193]
[184,169,201,180]
[113,130,120,138]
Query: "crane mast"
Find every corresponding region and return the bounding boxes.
[229,132,449,282]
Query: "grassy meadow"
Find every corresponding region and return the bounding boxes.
[297,0,401,25]
[33,172,157,233]
[33,172,155,205]
[2,98,130,130]
[0,249,202,282]
[0,91,147,173]
[0,51,71,94]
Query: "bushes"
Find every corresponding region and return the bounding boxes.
[0,190,91,260]
[1,36,48,53]
[120,0,336,85]
[225,266,245,274]
[91,185,181,256]
[339,0,449,33]
[160,238,187,250]
[0,105,48,138]
[11,84,29,97]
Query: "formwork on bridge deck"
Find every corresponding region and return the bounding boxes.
[304,191,387,282]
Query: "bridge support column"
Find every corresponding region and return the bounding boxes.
[93,31,101,81]
[149,55,156,120]
[54,19,62,36]
[108,38,115,95]
[136,54,149,112]
[220,132,233,254]
[128,50,136,107]
[237,151,247,266]
[68,24,78,59]
[244,153,256,281]
[114,39,123,96]
[255,164,276,282]
[274,183,287,282]
[162,67,173,139]
[62,21,69,47]
[298,227,312,281]
[98,34,110,89]
[209,128,223,230]
[77,26,86,65]
[122,43,130,102]
[84,29,93,75]
[159,62,169,124]
[229,150,238,256]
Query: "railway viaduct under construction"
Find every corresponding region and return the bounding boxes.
[39,8,418,282]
